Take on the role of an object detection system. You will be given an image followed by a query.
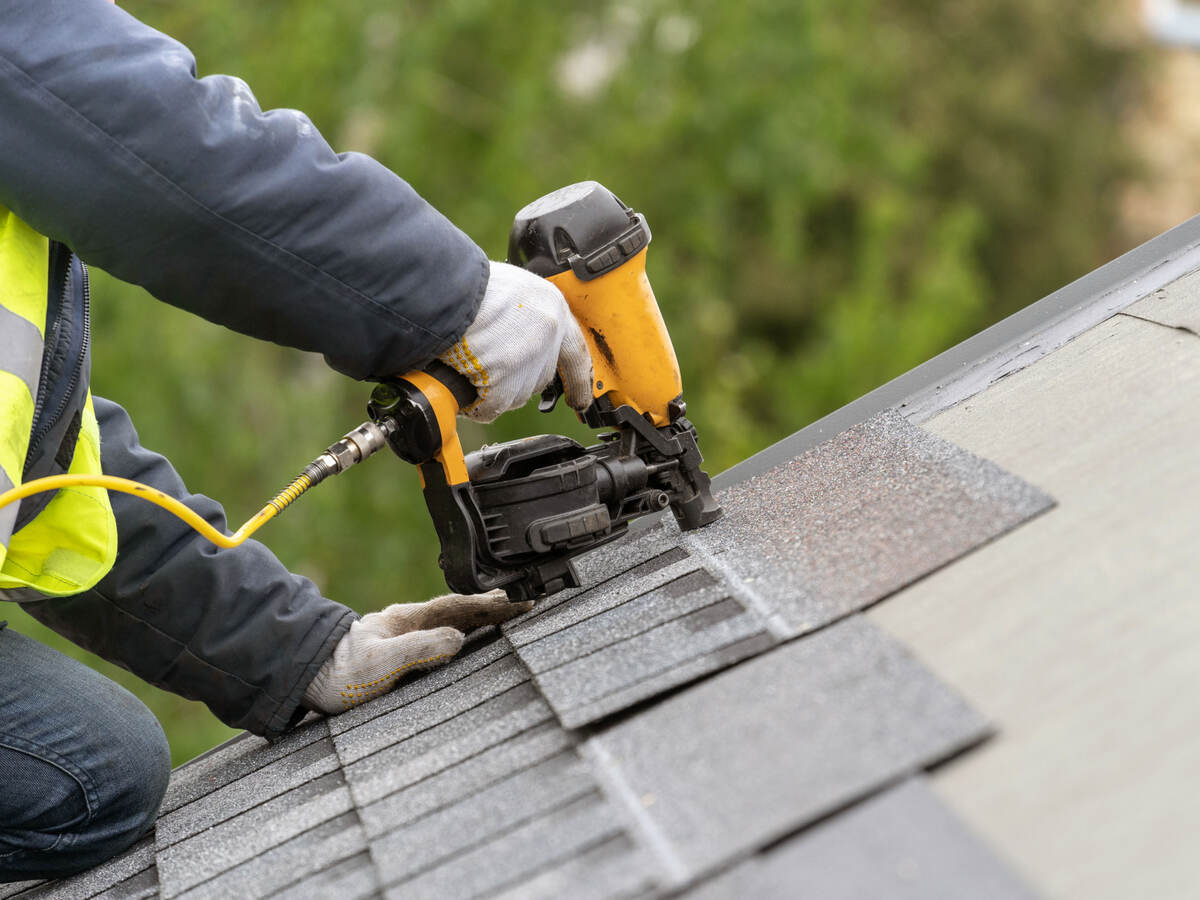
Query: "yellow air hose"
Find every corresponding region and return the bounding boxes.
[0,419,395,549]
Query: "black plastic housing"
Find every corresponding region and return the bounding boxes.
[507,181,651,282]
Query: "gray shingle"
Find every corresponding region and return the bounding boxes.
[326,630,512,737]
[332,654,532,767]
[156,769,353,898]
[559,632,776,729]
[356,720,575,837]
[692,411,1053,634]
[12,837,154,900]
[681,779,1040,900]
[16,417,1043,899]
[340,681,555,808]
[93,865,159,900]
[160,714,328,815]
[572,523,689,587]
[266,850,379,900]
[368,751,597,882]
[155,732,339,848]
[591,616,990,882]
[487,834,660,900]
[0,885,41,899]
[505,411,1051,729]
[174,810,370,900]
[515,570,725,671]
[535,597,773,729]
[376,790,633,899]
[505,546,701,650]
[499,524,690,648]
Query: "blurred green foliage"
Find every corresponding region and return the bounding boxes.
[6,0,1144,764]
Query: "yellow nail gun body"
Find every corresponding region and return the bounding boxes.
[367,182,721,601]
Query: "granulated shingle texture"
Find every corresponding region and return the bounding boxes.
[157,769,354,897]
[591,616,990,882]
[504,410,1052,728]
[5,413,1050,900]
[172,811,369,900]
[8,839,156,900]
[703,411,1051,626]
[682,778,1039,900]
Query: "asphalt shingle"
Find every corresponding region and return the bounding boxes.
[367,750,597,883]
[339,680,555,809]
[155,731,338,848]
[681,778,1040,900]
[507,560,717,656]
[92,864,160,900]
[325,629,512,738]
[7,408,1050,900]
[487,834,659,900]
[9,837,155,900]
[693,411,1052,633]
[0,884,40,899]
[159,716,328,816]
[355,720,574,838]
[505,410,1051,730]
[265,851,378,900]
[532,595,772,729]
[591,615,990,882]
[375,790,640,899]
[173,811,370,900]
[156,770,353,898]
[332,653,532,768]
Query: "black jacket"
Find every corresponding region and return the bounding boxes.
[1,0,489,738]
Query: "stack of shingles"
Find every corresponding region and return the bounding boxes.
[1,412,1049,899]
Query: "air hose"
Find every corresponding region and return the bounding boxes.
[0,420,395,549]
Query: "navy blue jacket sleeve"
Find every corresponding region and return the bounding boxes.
[0,0,488,380]
[20,397,356,739]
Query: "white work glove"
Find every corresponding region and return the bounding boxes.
[441,261,594,423]
[302,590,531,714]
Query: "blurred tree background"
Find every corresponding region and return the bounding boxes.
[5,0,1154,763]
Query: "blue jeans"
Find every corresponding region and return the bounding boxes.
[0,620,170,882]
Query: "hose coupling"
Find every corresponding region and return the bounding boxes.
[267,419,398,517]
[321,420,396,476]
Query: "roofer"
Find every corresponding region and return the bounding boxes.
[0,0,593,881]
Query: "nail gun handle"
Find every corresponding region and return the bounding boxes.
[367,362,474,486]
[508,181,683,427]
[419,360,478,409]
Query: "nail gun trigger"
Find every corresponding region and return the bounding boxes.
[538,375,564,413]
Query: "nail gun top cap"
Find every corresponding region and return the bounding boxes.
[507,181,651,281]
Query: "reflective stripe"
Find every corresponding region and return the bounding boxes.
[0,212,49,335]
[0,463,14,548]
[0,303,43,399]
[0,208,116,597]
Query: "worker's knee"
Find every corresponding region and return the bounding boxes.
[0,683,170,881]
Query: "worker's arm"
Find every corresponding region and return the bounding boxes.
[19,398,356,739]
[0,0,485,380]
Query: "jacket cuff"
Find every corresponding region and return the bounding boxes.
[260,605,358,740]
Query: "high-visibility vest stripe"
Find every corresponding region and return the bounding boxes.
[0,206,116,597]
[0,305,42,401]
[0,212,48,334]
[0,462,14,550]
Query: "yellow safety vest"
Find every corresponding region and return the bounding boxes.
[0,207,117,596]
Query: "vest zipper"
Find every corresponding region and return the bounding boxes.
[26,250,90,465]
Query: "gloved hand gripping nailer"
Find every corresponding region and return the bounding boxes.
[0,183,720,601]
[366,182,721,602]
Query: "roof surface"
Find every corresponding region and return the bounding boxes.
[2,411,1049,899]
[9,212,1200,900]
[870,265,1200,898]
